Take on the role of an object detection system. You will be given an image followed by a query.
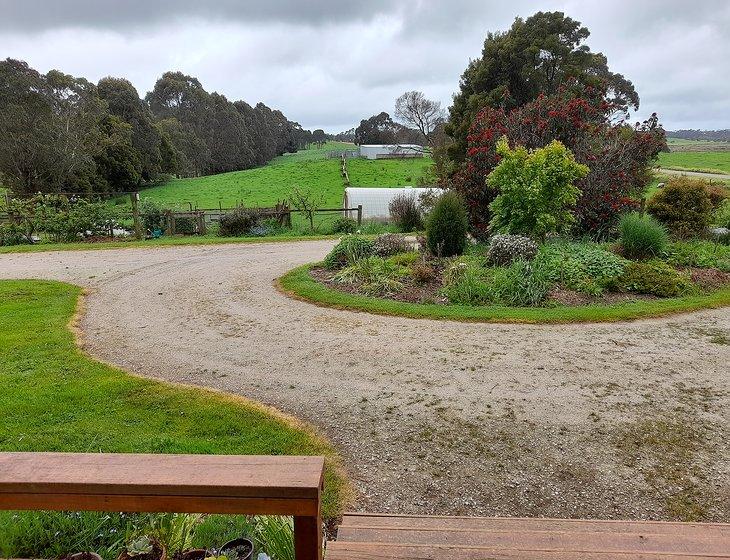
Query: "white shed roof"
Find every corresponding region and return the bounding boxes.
[343,187,438,220]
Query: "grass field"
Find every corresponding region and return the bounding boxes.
[347,157,435,186]
[658,151,730,174]
[0,280,347,555]
[666,137,730,152]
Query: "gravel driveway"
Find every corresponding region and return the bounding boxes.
[1,240,728,520]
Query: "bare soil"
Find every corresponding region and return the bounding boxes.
[1,240,728,521]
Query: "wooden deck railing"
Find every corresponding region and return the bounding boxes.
[0,452,324,560]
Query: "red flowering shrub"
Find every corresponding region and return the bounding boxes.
[451,85,666,238]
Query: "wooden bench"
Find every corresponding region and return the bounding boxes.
[327,513,730,559]
[0,452,324,560]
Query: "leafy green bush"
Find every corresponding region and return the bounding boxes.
[488,138,589,239]
[486,234,538,265]
[41,199,120,242]
[647,177,713,238]
[663,240,730,272]
[139,198,166,233]
[388,251,420,266]
[373,233,410,256]
[487,259,553,306]
[441,260,491,305]
[219,207,261,237]
[619,212,668,259]
[537,241,628,295]
[425,190,468,257]
[615,260,694,297]
[389,192,423,232]
[334,256,406,295]
[330,217,357,234]
[0,223,28,246]
[323,235,374,269]
[174,216,197,235]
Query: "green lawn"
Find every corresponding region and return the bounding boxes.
[278,264,730,324]
[347,157,435,186]
[658,151,730,174]
[0,280,348,553]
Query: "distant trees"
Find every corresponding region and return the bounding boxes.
[394,91,445,147]
[354,111,423,145]
[0,59,313,196]
[446,11,640,163]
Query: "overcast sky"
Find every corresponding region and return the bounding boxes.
[1,0,728,132]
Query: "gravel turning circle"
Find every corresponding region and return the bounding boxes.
[2,240,729,520]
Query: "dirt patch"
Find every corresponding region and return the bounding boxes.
[689,267,730,290]
[1,241,729,521]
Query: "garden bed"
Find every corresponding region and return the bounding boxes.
[279,236,730,324]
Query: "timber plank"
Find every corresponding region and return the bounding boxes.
[0,453,323,500]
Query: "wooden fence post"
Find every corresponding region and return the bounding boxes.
[164,210,173,236]
[357,205,362,226]
[130,192,143,240]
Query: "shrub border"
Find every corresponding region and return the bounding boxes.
[277,263,730,324]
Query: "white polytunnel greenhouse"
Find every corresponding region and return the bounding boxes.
[342,187,439,221]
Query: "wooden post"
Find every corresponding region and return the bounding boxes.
[130,192,143,240]
[294,515,322,560]
[357,204,363,226]
[164,210,173,236]
[197,212,206,235]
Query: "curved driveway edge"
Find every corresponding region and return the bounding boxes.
[1,240,729,520]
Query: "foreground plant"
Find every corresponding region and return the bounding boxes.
[619,212,668,260]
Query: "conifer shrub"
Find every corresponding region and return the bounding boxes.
[425,191,468,257]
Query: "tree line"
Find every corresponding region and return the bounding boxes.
[0,59,313,196]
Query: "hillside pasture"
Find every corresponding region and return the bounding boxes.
[658,150,730,174]
[347,156,435,187]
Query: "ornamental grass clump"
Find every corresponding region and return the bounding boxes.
[425,191,468,257]
[486,234,538,266]
[618,212,669,260]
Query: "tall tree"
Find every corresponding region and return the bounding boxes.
[446,11,640,162]
[394,91,445,147]
[354,112,399,145]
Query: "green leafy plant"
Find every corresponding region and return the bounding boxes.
[714,200,730,229]
[323,235,374,269]
[488,138,589,239]
[330,217,357,234]
[441,263,491,305]
[614,260,694,297]
[487,259,554,306]
[139,198,166,233]
[219,208,261,237]
[334,256,406,295]
[425,190,468,257]
[663,240,730,272]
[388,251,420,266]
[619,212,668,259]
[647,177,713,238]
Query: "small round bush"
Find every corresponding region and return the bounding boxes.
[330,217,357,234]
[647,177,713,238]
[426,191,468,257]
[486,234,538,266]
[619,212,668,259]
[389,193,423,232]
[372,233,410,256]
[410,261,436,284]
[705,183,728,209]
[219,208,260,237]
[615,260,694,297]
[323,235,374,269]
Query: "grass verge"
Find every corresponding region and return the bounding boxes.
[0,232,339,255]
[0,280,348,548]
[278,264,730,324]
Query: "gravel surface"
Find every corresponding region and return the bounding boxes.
[1,240,729,521]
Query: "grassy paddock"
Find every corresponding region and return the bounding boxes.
[658,151,730,174]
[278,264,730,324]
[0,280,348,552]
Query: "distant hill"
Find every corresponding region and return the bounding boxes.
[666,130,730,142]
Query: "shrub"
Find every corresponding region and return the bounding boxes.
[373,233,410,256]
[487,259,553,306]
[425,191,468,257]
[139,199,166,233]
[486,234,538,266]
[488,138,588,239]
[330,216,357,234]
[388,251,420,266]
[410,260,436,284]
[323,235,374,269]
[219,208,260,237]
[174,216,197,235]
[537,241,627,295]
[40,199,120,241]
[647,177,713,238]
[615,260,694,297]
[389,193,423,232]
[705,183,728,209]
[0,223,28,246]
[619,212,668,259]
